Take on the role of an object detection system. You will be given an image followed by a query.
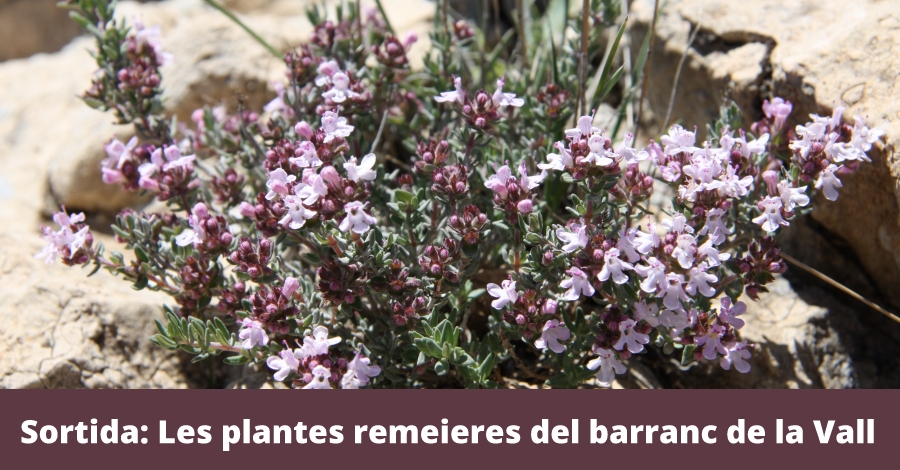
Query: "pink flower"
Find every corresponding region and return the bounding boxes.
[695,324,727,360]
[280,194,317,229]
[322,72,360,103]
[238,319,268,349]
[617,228,641,263]
[633,301,659,327]
[565,115,600,140]
[685,263,718,297]
[341,353,382,389]
[315,60,340,86]
[635,257,667,294]
[613,319,649,353]
[698,236,730,267]
[303,365,334,389]
[718,296,746,329]
[102,137,138,184]
[556,222,588,253]
[778,181,810,212]
[660,273,689,310]
[560,267,594,301]
[671,233,696,269]
[534,320,571,354]
[762,97,792,132]
[343,154,377,182]
[660,308,693,334]
[339,201,377,234]
[321,111,354,143]
[720,341,752,373]
[752,196,788,232]
[484,165,512,197]
[586,347,626,387]
[267,348,302,381]
[491,77,524,107]
[283,277,300,297]
[697,208,731,244]
[264,168,296,201]
[598,248,634,285]
[660,124,697,155]
[539,142,574,171]
[302,326,341,357]
[815,164,843,201]
[542,299,558,315]
[486,279,518,309]
[633,223,660,254]
[138,145,195,191]
[434,75,465,105]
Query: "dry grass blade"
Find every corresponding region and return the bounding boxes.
[633,0,659,142]
[780,252,900,326]
[663,1,704,129]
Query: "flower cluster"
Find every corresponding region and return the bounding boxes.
[48,0,883,389]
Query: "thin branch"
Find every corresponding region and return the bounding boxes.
[577,0,590,117]
[370,107,390,154]
[374,0,395,35]
[500,332,550,381]
[663,1,703,129]
[516,0,529,68]
[202,0,281,59]
[780,252,900,326]
[633,0,659,142]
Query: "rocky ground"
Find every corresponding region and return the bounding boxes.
[1,0,898,388]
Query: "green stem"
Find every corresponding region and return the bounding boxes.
[374,0,396,35]
[202,0,281,59]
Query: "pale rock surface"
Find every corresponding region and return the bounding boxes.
[631,0,900,309]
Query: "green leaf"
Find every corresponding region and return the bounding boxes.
[224,355,250,365]
[681,344,697,366]
[435,358,449,376]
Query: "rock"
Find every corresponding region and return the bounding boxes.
[0,234,189,389]
[630,0,900,309]
[225,372,289,389]
[0,0,83,62]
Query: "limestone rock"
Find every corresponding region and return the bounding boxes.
[0,235,189,389]
[630,0,900,309]
[0,0,83,62]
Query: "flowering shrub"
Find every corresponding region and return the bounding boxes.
[44,0,882,388]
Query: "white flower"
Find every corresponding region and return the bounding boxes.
[615,133,649,164]
[633,223,660,254]
[671,233,696,269]
[534,320,571,354]
[720,341,752,373]
[339,201,377,234]
[434,75,465,105]
[685,263,718,297]
[752,196,788,232]
[296,174,329,205]
[486,279,518,309]
[660,273,689,310]
[302,326,341,357]
[697,208,731,244]
[303,365,334,389]
[660,124,698,155]
[617,228,641,263]
[289,141,323,168]
[613,319,649,354]
[484,165,512,197]
[586,134,614,167]
[778,181,810,212]
[718,296,747,329]
[716,165,753,199]
[492,77,525,107]
[598,248,633,285]
[560,267,595,301]
[587,347,626,387]
[635,257,667,293]
[815,164,843,201]
[661,213,694,235]
[633,301,659,327]
[315,60,340,86]
[341,353,382,389]
[697,236,731,267]
[565,115,600,140]
[321,111,354,143]
[238,319,268,349]
[267,349,302,381]
[518,162,545,190]
[280,194,318,229]
[695,324,727,360]
[539,142,573,171]
[556,223,588,253]
[736,132,769,158]
[322,72,359,103]
[660,308,694,334]
[265,168,296,201]
[344,153,378,182]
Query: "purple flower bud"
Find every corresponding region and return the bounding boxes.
[294,121,313,139]
[762,170,779,195]
[517,199,533,213]
[515,314,527,325]
[542,251,554,266]
[220,232,233,245]
[283,277,300,297]
[474,117,486,128]
[542,300,558,315]
[239,202,256,218]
